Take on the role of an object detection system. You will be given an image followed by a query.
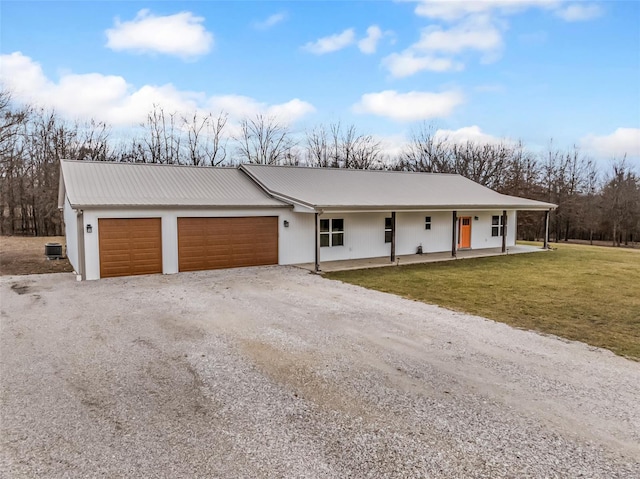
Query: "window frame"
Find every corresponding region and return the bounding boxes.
[384,217,393,243]
[320,218,345,247]
[425,216,432,230]
[491,215,504,237]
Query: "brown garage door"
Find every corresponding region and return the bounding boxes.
[178,217,278,272]
[98,218,163,278]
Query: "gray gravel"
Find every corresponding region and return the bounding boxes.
[1,267,638,478]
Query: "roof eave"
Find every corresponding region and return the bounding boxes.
[315,203,557,212]
[69,203,291,210]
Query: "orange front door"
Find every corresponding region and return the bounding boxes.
[458,217,471,249]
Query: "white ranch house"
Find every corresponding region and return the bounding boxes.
[58,160,556,280]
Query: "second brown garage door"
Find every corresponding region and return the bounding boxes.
[178,217,278,272]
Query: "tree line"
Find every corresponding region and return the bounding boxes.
[1,90,638,245]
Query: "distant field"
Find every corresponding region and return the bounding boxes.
[0,236,73,276]
[326,242,640,360]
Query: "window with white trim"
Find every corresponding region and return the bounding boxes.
[491,215,504,237]
[320,218,344,247]
[425,216,432,230]
[385,217,392,243]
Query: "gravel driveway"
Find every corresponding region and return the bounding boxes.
[1,267,638,478]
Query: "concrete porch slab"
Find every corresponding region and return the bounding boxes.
[295,244,547,273]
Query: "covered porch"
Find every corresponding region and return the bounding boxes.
[295,244,546,273]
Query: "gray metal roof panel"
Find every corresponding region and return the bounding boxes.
[60,160,287,208]
[241,164,556,211]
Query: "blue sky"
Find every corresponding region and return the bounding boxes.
[1,0,639,161]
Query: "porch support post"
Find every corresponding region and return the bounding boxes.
[315,212,320,272]
[501,210,507,253]
[452,210,457,257]
[390,211,396,262]
[543,209,550,250]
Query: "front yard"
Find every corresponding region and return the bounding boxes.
[327,243,640,359]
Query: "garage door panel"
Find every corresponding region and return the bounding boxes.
[131,253,163,262]
[178,217,278,272]
[130,240,161,249]
[99,218,162,278]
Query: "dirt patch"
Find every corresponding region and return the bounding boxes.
[0,236,74,276]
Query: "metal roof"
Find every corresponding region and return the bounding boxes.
[60,160,287,209]
[241,164,557,211]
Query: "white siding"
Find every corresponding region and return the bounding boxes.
[63,195,79,273]
[396,211,452,254]
[280,212,316,265]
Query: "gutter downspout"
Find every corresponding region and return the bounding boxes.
[76,209,86,281]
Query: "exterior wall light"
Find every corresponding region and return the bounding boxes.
[86,224,93,233]
[283,220,290,228]
[474,216,479,221]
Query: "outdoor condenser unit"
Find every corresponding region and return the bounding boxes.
[45,243,63,260]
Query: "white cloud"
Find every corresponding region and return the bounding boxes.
[0,52,314,127]
[413,18,503,55]
[410,0,604,23]
[580,128,640,159]
[105,9,213,59]
[254,12,287,30]
[267,99,316,122]
[387,2,602,79]
[208,95,315,124]
[353,90,464,122]
[554,3,603,22]
[302,28,355,54]
[434,126,512,145]
[358,25,383,54]
[411,0,561,21]
[383,51,463,77]
[376,133,410,158]
[382,14,503,77]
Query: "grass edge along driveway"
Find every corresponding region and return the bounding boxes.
[326,243,640,360]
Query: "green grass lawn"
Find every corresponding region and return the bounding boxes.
[326,243,640,360]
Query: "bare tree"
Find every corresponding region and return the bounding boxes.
[341,125,383,169]
[305,125,331,167]
[140,105,181,164]
[305,122,383,169]
[500,142,544,240]
[0,89,30,234]
[451,141,512,190]
[578,159,600,244]
[602,158,639,246]
[235,114,294,165]
[400,123,453,173]
[182,111,228,166]
[76,119,111,161]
